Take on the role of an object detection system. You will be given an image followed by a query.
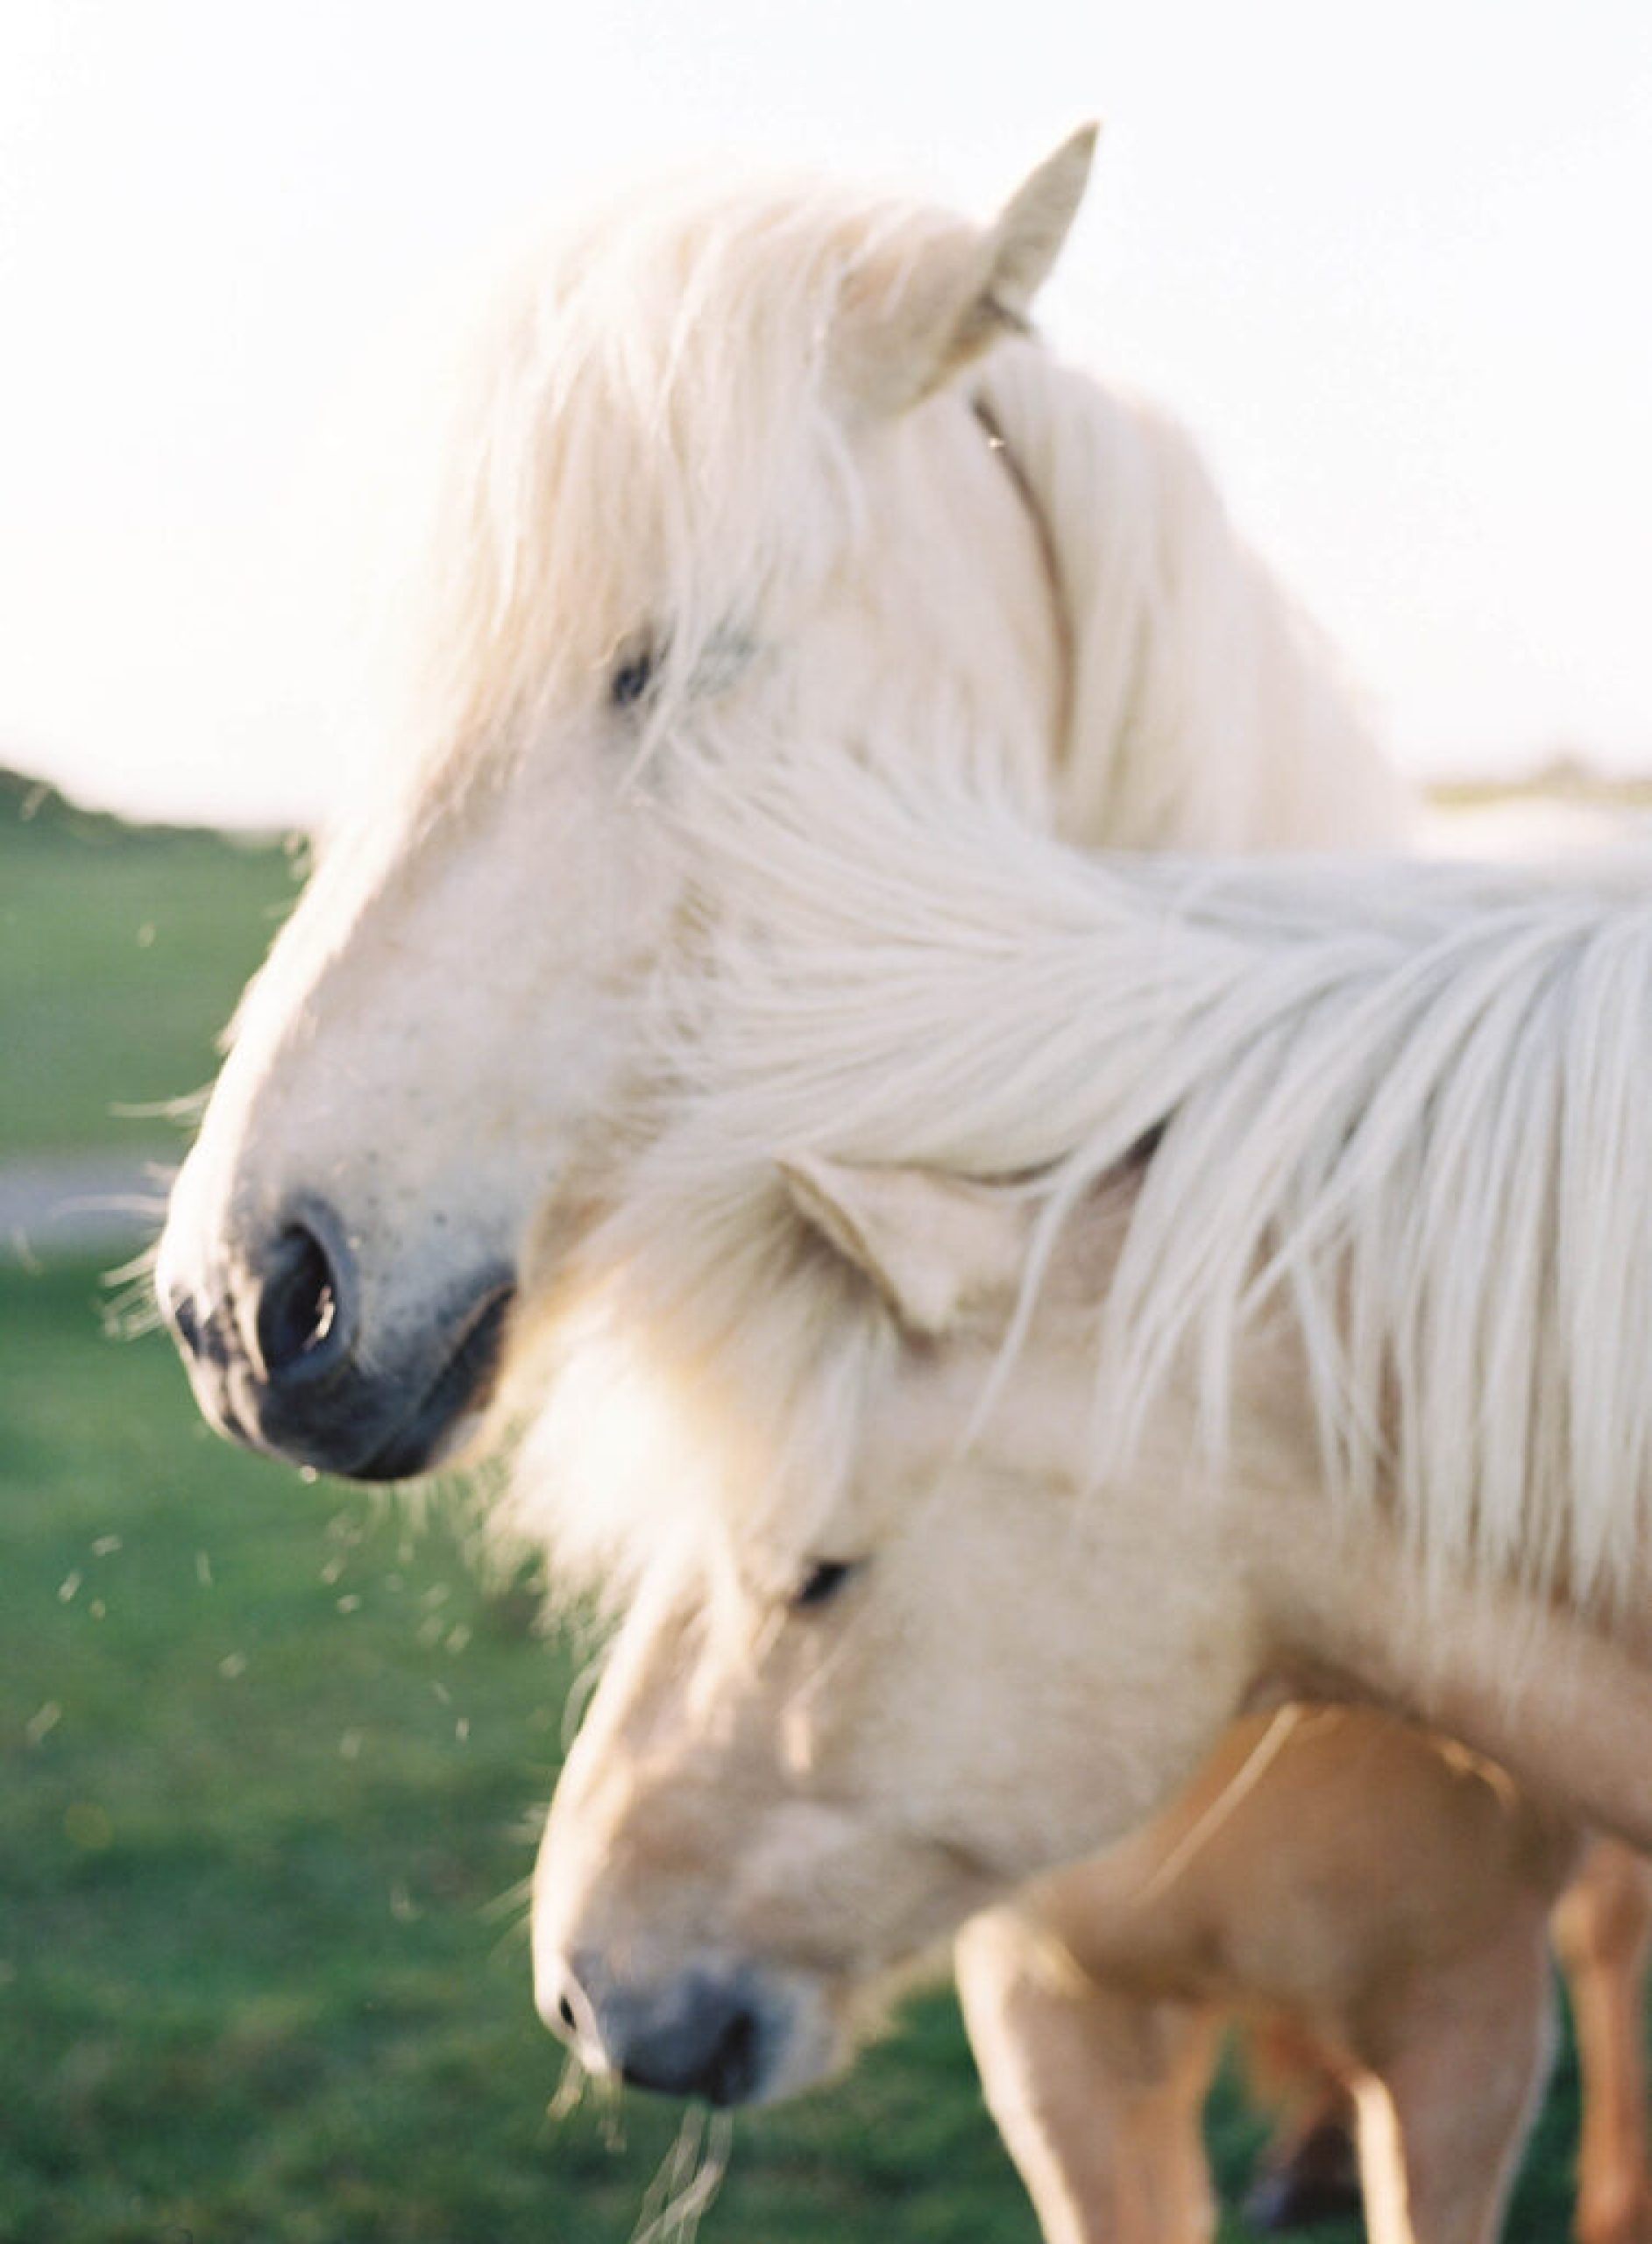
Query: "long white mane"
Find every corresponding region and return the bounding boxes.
[329,156,1407,852]
[975,344,1407,849]
[528,749,1652,1614]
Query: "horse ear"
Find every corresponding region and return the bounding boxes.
[779,1154,1031,1336]
[970,122,1099,335]
[833,124,1098,414]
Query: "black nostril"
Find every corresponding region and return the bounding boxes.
[613,1980,766,2106]
[541,1956,589,2049]
[252,1214,355,1385]
[703,2006,760,2108]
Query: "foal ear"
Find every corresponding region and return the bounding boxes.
[779,1154,1032,1337]
[833,124,1098,414]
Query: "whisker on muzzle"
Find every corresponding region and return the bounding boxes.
[631,2106,734,2244]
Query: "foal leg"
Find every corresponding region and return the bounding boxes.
[1550,1839,1652,2244]
[1356,1907,1556,2244]
[955,1907,1219,2244]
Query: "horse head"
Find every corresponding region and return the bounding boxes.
[153,135,1091,1478]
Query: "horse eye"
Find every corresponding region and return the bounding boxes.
[609,647,656,710]
[791,1559,860,1612]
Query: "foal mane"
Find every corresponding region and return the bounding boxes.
[590,755,1652,1613]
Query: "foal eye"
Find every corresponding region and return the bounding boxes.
[609,646,656,710]
[791,1559,860,1612]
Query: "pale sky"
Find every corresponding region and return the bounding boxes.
[3,1,1649,827]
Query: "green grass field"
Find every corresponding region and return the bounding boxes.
[0,1257,1113,2244]
[0,1252,1603,2244]
[0,771,300,1153]
[0,776,1616,2239]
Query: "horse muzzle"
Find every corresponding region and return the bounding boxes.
[537,1948,832,2109]
[158,1190,517,1481]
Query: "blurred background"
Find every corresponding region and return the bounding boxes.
[3,3,1648,2237]
[4,0,1652,827]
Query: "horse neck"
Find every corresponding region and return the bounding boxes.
[973,343,1414,852]
[1247,1489,1652,1852]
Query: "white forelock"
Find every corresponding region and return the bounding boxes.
[318,157,1407,853]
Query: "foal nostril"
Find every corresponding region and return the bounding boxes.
[252,1213,356,1384]
[699,2005,761,2108]
[615,1980,765,2106]
[538,1953,594,2053]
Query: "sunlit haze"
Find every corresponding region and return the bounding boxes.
[4,2,1649,827]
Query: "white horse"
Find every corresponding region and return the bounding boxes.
[153,129,1404,1481]
[147,142,1637,2237]
[526,771,1652,2244]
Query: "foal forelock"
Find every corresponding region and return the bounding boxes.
[503,1170,897,1615]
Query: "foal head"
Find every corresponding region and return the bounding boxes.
[155,136,1091,1480]
[530,1157,1262,2106]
